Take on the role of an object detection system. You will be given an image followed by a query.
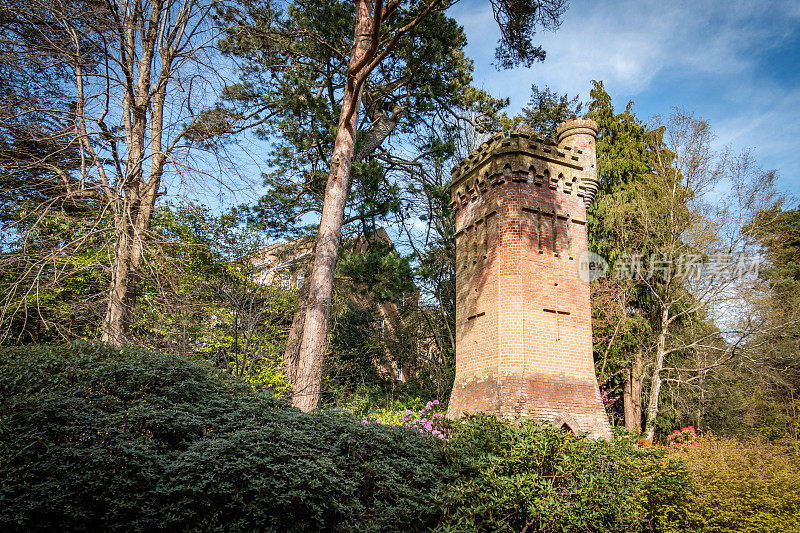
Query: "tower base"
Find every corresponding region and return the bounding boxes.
[448,370,612,440]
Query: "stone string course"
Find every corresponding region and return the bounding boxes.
[446,119,612,440]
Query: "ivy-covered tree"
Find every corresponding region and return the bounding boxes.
[583,81,655,432]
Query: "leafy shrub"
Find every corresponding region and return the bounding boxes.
[244,350,293,398]
[330,383,431,423]
[0,342,447,532]
[674,435,800,533]
[437,416,690,532]
[401,400,449,439]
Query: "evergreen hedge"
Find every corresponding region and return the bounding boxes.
[438,415,690,532]
[0,343,445,532]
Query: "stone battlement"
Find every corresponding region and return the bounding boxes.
[450,120,600,217]
[450,130,583,182]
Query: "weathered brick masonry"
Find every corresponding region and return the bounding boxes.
[446,119,612,439]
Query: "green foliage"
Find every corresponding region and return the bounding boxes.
[364,397,448,430]
[132,203,296,397]
[0,202,111,344]
[743,206,800,439]
[519,84,583,138]
[752,206,800,306]
[584,81,657,417]
[586,79,654,262]
[218,0,475,240]
[325,380,447,426]
[675,435,800,533]
[490,0,568,69]
[368,398,429,426]
[337,238,415,303]
[245,349,293,397]
[323,302,388,398]
[591,277,650,422]
[0,342,447,532]
[28,344,800,533]
[437,416,690,532]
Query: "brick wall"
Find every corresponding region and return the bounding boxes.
[447,123,612,439]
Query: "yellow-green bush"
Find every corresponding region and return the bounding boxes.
[675,435,800,533]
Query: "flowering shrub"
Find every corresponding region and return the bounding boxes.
[402,400,448,439]
[667,425,700,449]
[359,396,425,426]
[362,399,449,439]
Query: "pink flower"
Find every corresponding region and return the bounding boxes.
[432,400,440,405]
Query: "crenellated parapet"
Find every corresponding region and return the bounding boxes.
[450,120,599,216]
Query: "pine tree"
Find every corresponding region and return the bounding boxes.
[219,0,568,410]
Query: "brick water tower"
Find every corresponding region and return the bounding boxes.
[446,119,612,439]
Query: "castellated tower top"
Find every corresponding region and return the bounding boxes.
[450,118,600,213]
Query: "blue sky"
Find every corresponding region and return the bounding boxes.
[451,0,800,199]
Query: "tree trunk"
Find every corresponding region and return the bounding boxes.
[101,216,134,345]
[282,111,398,388]
[284,265,311,388]
[289,1,374,412]
[100,193,158,345]
[623,350,643,434]
[643,307,670,442]
[99,21,169,345]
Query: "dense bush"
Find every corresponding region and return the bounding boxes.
[10,343,797,533]
[0,343,447,532]
[674,435,800,533]
[437,416,690,532]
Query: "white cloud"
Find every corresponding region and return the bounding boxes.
[453,0,800,107]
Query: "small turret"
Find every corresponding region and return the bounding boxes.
[556,119,599,206]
